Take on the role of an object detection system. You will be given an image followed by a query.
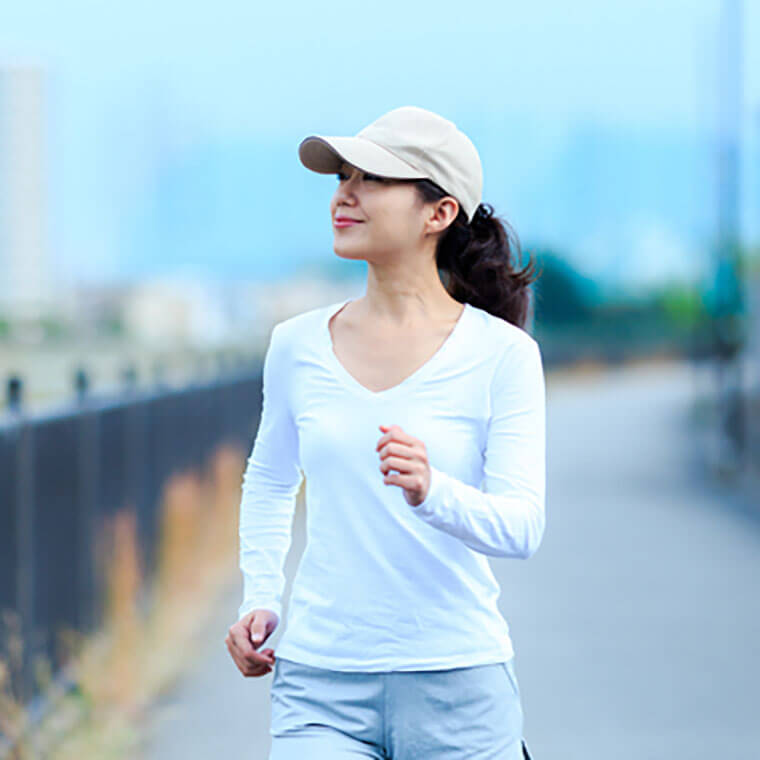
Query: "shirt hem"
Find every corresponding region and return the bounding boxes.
[273,641,515,672]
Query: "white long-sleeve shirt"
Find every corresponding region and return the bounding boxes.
[238,297,546,671]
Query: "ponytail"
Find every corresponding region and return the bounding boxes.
[414,179,540,329]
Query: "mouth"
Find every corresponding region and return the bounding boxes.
[334,218,364,228]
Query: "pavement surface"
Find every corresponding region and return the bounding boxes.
[139,358,760,759]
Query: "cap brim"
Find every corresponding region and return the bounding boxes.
[298,135,427,180]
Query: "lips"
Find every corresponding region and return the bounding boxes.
[334,216,363,228]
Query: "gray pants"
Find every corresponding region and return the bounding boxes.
[269,656,524,759]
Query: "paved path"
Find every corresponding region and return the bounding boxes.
[139,359,760,759]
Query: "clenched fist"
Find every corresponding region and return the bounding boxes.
[225,608,278,677]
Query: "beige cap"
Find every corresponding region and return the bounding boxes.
[298,105,483,224]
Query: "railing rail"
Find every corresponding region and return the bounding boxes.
[0,362,264,717]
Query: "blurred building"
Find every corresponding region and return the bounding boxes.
[122,276,240,349]
[121,274,361,350]
[0,66,54,319]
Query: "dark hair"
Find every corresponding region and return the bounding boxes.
[413,178,541,329]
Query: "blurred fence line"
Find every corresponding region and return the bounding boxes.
[0,361,264,729]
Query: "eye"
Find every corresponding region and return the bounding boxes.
[335,171,386,182]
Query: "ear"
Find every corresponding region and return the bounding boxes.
[424,196,459,235]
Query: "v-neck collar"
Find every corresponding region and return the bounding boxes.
[322,297,472,401]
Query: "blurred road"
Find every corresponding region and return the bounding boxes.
[139,358,760,760]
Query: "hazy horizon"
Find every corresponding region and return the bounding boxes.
[1,0,758,293]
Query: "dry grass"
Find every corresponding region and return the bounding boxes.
[0,442,245,759]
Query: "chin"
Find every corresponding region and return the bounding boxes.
[332,242,368,261]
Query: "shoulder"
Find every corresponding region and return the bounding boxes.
[269,300,333,347]
[464,305,544,411]
[466,302,541,364]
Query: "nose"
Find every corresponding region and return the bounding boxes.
[333,169,361,207]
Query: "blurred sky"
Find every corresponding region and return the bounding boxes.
[1,0,759,292]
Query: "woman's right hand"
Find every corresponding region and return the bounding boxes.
[225,608,279,677]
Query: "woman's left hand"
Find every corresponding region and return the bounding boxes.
[376,424,431,507]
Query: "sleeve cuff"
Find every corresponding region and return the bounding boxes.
[238,599,281,622]
[410,464,445,519]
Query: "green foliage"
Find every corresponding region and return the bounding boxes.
[527,247,718,359]
[39,316,69,340]
[654,284,705,328]
[531,248,598,326]
[100,315,125,337]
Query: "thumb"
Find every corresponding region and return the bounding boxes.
[250,618,268,647]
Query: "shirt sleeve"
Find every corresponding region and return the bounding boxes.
[238,322,304,622]
[409,336,546,559]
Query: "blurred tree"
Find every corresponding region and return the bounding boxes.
[40,316,69,341]
[531,248,597,326]
[654,283,704,329]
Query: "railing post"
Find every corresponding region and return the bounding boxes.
[77,404,99,632]
[7,375,23,414]
[121,364,138,393]
[74,368,89,404]
[12,397,36,703]
[152,358,167,389]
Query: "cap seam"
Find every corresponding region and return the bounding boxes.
[353,135,428,177]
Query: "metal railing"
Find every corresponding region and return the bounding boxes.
[0,361,263,716]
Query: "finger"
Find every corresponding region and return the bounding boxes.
[249,615,275,647]
[230,637,275,668]
[383,471,418,489]
[247,649,275,667]
[237,652,271,675]
[246,634,275,666]
[226,636,271,672]
[380,455,414,474]
[244,661,273,677]
[378,424,413,444]
[375,433,422,451]
[376,425,416,451]
[230,625,260,660]
[250,628,266,648]
[378,441,416,460]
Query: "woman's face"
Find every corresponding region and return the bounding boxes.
[329,161,429,262]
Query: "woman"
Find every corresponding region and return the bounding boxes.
[225,105,544,759]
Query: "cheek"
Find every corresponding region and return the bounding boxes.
[384,195,421,234]
[375,197,412,227]
[373,213,406,241]
[381,208,417,239]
